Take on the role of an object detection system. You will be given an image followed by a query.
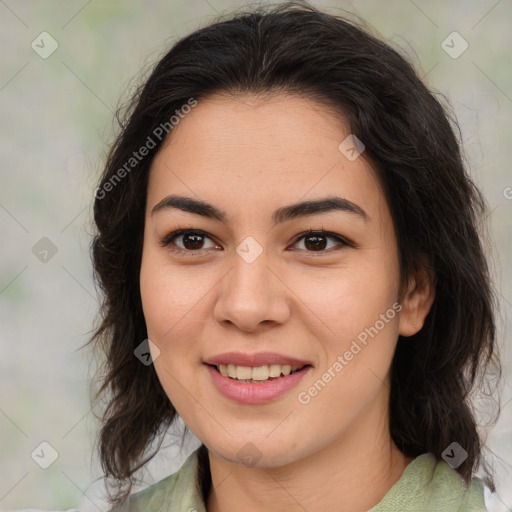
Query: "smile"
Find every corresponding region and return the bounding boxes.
[205,363,312,404]
[215,363,305,382]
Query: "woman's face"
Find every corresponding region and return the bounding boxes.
[140,93,430,468]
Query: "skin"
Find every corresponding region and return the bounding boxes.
[139,93,435,512]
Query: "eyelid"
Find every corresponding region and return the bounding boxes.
[290,230,353,251]
[159,229,353,254]
[159,229,220,250]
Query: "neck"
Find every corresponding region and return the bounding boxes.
[205,397,413,512]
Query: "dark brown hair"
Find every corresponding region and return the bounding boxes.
[89,2,501,507]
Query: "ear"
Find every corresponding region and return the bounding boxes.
[398,264,435,337]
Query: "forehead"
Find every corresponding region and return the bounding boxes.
[147,93,385,226]
[155,92,350,164]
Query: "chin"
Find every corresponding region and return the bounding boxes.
[204,434,310,469]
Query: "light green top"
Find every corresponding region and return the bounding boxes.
[114,448,487,511]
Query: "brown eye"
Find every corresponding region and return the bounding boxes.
[292,231,350,253]
[180,232,206,250]
[303,234,328,251]
[160,230,219,253]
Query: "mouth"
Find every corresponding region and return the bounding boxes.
[208,363,310,383]
[204,352,313,403]
[206,362,313,404]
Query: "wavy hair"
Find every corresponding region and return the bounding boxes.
[88,2,501,507]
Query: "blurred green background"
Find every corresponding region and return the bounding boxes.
[1,1,511,511]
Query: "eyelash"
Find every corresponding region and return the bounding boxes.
[159,229,352,256]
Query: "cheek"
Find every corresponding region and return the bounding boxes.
[139,256,200,407]
[303,263,399,338]
[140,269,175,339]
[139,250,208,340]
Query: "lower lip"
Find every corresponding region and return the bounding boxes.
[206,364,312,404]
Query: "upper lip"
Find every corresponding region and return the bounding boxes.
[204,352,312,368]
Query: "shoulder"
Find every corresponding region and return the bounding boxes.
[109,448,205,512]
[369,453,487,512]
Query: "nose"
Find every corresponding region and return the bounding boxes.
[213,248,291,332]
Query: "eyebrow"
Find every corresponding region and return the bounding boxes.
[151,194,369,224]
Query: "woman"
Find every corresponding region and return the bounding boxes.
[90,2,501,510]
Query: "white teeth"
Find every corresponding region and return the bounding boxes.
[268,364,281,378]
[251,365,269,381]
[217,363,303,381]
[236,365,252,380]
[281,365,292,376]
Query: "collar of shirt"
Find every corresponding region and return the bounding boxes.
[119,447,487,512]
